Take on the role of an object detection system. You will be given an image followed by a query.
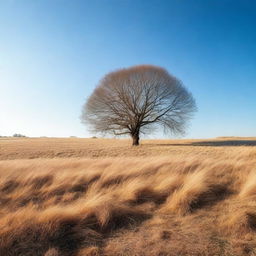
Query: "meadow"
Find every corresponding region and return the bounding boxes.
[1,137,256,256]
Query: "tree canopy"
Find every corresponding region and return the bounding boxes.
[82,65,197,145]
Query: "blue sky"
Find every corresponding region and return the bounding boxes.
[0,0,255,138]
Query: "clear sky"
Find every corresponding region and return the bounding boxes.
[0,0,255,138]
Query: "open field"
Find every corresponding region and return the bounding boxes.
[1,138,256,255]
[1,137,256,160]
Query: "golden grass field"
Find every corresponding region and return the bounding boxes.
[1,137,256,256]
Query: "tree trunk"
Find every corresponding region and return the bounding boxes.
[132,134,139,146]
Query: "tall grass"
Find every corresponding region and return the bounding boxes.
[0,147,256,255]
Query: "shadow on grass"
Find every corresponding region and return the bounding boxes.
[146,140,256,147]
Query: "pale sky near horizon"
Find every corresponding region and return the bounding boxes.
[0,0,256,139]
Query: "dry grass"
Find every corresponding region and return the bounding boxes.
[0,138,256,255]
[1,137,256,160]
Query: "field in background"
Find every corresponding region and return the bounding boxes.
[1,138,256,256]
[1,137,256,160]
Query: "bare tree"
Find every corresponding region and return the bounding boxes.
[81,65,197,146]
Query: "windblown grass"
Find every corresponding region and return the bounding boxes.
[0,144,256,255]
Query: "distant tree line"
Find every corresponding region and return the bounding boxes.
[13,134,26,137]
[0,134,27,138]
